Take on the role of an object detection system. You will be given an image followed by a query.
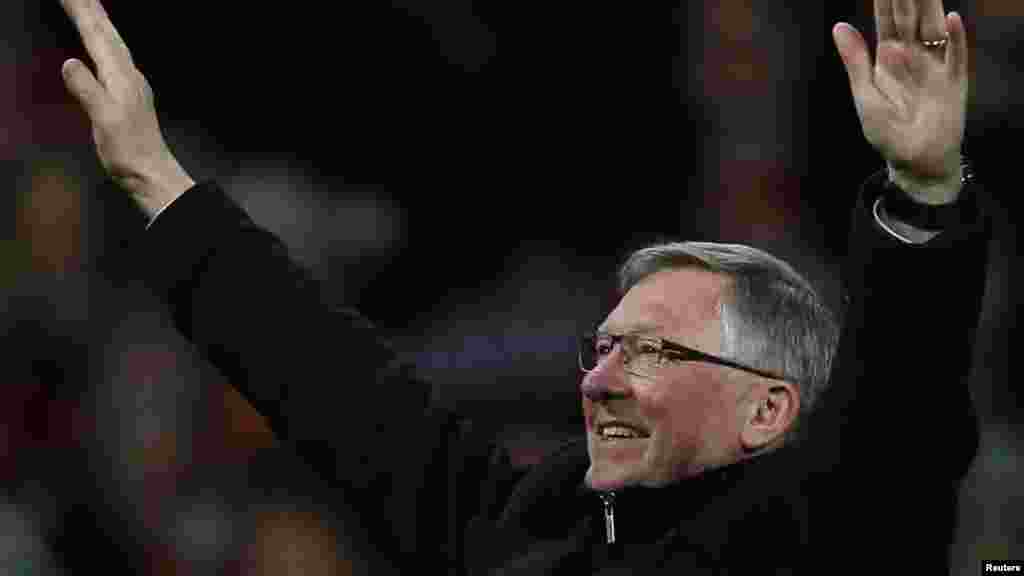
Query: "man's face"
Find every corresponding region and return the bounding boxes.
[582,267,750,491]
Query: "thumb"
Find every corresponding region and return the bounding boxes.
[61,58,106,116]
[832,23,873,98]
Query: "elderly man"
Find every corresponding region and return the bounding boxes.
[58,0,989,573]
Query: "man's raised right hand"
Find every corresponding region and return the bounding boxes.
[60,0,194,219]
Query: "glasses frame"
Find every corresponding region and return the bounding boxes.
[578,331,787,381]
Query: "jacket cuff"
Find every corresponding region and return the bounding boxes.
[141,181,255,305]
[855,168,987,250]
[144,194,181,230]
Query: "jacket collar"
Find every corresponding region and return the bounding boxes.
[574,453,765,544]
[502,437,784,541]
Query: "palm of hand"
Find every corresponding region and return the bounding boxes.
[834,4,969,187]
[863,40,966,181]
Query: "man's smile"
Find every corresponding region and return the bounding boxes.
[594,420,651,440]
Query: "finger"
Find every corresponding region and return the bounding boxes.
[892,0,918,42]
[834,24,875,97]
[874,42,915,107]
[946,11,969,84]
[61,58,107,116]
[918,0,947,43]
[60,0,135,88]
[834,24,891,118]
[875,0,897,41]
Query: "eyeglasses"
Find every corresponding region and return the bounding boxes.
[578,332,787,381]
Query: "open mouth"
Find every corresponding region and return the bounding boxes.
[595,421,650,440]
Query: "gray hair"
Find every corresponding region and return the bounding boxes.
[618,242,840,438]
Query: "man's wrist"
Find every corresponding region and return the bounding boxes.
[127,160,195,220]
[887,162,963,206]
[879,156,976,233]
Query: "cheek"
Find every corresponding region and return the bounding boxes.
[643,376,715,419]
[643,373,730,447]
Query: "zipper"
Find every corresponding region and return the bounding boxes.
[599,491,617,544]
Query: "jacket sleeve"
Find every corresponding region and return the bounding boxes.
[827,169,989,477]
[136,182,502,569]
[804,168,991,567]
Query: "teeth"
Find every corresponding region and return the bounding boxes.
[600,425,644,439]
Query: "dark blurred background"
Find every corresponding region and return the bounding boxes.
[2,0,1021,573]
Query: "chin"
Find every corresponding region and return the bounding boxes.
[584,464,642,491]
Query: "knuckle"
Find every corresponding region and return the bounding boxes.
[131,69,147,88]
[119,70,154,102]
[137,73,155,101]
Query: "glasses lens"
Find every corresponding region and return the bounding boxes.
[579,333,613,371]
[579,333,663,378]
[624,335,662,377]
[579,333,598,371]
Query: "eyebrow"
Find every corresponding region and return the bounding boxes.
[596,323,665,336]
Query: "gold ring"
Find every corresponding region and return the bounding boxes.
[921,37,949,49]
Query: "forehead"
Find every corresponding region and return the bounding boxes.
[601,267,728,338]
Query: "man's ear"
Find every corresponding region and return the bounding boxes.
[740,382,800,452]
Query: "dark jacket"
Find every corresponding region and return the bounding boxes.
[138,170,990,574]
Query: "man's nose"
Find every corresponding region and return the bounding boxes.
[580,350,631,402]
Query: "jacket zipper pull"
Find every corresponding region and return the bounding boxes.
[600,492,616,544]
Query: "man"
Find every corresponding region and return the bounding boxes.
[57,0,989,572]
